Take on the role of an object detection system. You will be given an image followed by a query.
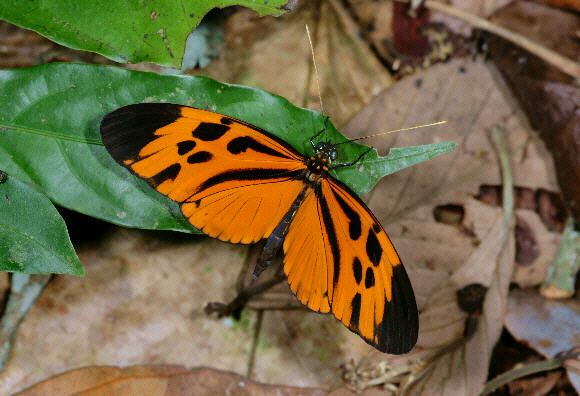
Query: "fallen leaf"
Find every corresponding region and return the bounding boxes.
[343,0,395,61]
[199,0,392,127]
[0,274,51,370]
[0,229,256,394]
[488,0,580,222]
[512,210,560,287]
[16,365,326,396]
[432,0,514,36]
[537,0,580,11]
[505,289,580,393]
[507,371,561,396]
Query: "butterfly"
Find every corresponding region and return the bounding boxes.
[100,103,418,354]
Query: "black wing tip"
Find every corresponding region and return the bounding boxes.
[100,103,182,164]
[375,264,419,354]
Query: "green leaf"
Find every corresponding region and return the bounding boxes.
[0,63,455,233]
[334,141,458,195]
[0,0,288,68]
[0,172,84,275]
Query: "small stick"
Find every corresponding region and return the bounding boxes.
[205,272,286,317]
[419,0,580,79]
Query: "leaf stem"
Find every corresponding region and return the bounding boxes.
[479,356,564,396]
[0,274,51,371]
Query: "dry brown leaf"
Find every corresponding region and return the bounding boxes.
[507,371,561,396]
[512,210,560,287]
[16,365,326,396]
[488,0,580,222]
[0,230,256,394]
[538,0,580,11]
[432,0,514,36]
[198,0,392,127]
[505,289,580,392]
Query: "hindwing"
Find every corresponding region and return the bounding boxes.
[284,177,418,354]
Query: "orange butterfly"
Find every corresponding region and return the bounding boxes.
[100,103,418,354]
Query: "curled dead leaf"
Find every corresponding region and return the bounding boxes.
[15,365,326,396]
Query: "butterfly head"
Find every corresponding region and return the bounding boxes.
[314,141,337,162]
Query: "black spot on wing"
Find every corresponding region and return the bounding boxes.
[177,140,196,155]
[365,267,375,289]
[331,189,362,240]
[192,122,229,141]
[187,151,212,163]
[149,163,181,187]
[366,229,382,266]
[353,257,363,284]
[350,293,362,330]
[227,136,290,159]
[373,223,381,233]
[100,103,181,164]
[220,117,233,125]
[374,264,418,354]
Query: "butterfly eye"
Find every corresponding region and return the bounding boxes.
[329,148,337,161]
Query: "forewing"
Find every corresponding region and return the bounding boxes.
[284,177,418,354]
[101,103,307,243]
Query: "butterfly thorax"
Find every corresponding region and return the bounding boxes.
[305,152,330,182]
[305,141,337,181]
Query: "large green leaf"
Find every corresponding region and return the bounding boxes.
[0,0,288,68]
[0,63,455,233]
[0,172,83,275]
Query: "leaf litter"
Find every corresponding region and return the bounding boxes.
[505,289,580,392]
[15,365,326,396]
[0,1,574,394]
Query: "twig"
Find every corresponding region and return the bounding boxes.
[395,0,580,79]
[0,274,51,370]
[479,356,565,396]
[424,0,580,79]
[489,126,514,240]
[246,310,263,378]
[205,272,286,317]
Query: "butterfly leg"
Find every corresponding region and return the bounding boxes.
[330,147,373,169]
[205,272,286,318]
[310,116,330,150]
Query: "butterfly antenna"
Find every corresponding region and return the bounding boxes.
[335,120,447,145]
[306,24,327,141]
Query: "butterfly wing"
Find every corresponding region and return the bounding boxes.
[284,177,418,354]
[101,103,307,243]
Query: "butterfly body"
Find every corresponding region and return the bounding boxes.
[101,103,418,354]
